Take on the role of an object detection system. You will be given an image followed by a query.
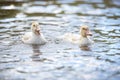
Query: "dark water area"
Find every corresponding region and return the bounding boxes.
[0,0,120,80]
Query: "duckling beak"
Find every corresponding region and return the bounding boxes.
[35,29,40,35]
[86,30,92,36]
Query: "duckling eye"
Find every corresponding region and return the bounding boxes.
[83,28,88,30]
[33,25,36,27]
[83,28,86,30]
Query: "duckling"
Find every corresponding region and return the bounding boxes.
[59,25,93,48]
[79,25,93,47]
[21,22,47,45]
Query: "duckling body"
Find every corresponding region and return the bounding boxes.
[22,32,47,45]
[79,36,93,47]
[59,33,80,44]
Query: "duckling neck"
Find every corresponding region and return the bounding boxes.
[80,34,88,38]
[32,32,40,36]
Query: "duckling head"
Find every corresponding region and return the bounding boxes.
[31,22,41,35]
[80,25,92,37]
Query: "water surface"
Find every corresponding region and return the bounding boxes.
[0,0,120,80]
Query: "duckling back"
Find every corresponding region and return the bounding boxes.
[58,33,80,44]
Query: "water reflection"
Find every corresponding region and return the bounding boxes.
[80,46,91,51]
[31,44,43,61]
[32,44,41,56]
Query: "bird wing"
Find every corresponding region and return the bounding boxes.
[58,33,80,44]
[21,32,31,43]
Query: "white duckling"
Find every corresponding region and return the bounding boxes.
[21,22,47,45]
[59,25,93,48]
[79,25,93,48]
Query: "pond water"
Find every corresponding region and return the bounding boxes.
[0,0,120,80]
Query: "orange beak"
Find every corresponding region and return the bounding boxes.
[35,29,40,35]
[86,30,92,36]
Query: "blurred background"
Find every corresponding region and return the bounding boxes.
[0,0,120,80]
